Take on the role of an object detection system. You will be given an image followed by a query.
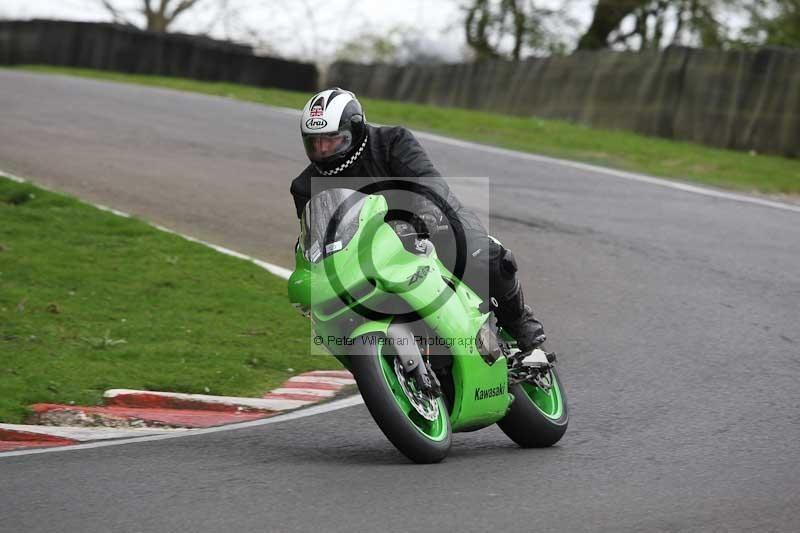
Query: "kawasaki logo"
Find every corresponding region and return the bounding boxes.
[474,383,505,401]
[305,118,328,130]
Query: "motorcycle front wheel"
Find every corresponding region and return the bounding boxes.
[348,334,452,464]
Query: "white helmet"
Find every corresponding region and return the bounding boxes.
[301,88,368,176]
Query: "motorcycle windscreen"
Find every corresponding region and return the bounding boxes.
[300,188,368,263]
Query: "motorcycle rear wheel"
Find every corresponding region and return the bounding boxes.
[497,367,568,448]
[349,334,452,464]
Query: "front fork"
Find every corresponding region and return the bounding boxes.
[388,323,442,397]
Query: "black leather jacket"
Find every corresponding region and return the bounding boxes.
[290,125,463,222]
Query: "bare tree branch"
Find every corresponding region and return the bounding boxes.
[97,0,136,26]
[97,0,209,33]
[171,0,204,19]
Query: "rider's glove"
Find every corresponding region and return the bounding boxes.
[419,212,440,236]
[417,209,447,237]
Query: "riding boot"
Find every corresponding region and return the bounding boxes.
[494,279,546,353]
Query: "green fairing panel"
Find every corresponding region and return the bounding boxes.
[426,279,510,431]
[350,318,393,338]
[288,245,311,310]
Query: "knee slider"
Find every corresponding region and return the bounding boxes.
[499,246,518,280]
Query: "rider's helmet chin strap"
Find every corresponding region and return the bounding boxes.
[315,136,368,176]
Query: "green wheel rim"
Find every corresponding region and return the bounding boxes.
[377,348,449,442]
[521,370,564,420]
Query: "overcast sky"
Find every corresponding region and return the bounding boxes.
[0,0,596,62]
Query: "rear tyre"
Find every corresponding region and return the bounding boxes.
[497,367,568,448]
[349,334,451,464]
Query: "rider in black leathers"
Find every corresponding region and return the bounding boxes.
[291,89,545,353]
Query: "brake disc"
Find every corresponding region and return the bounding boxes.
[393,357,440,421]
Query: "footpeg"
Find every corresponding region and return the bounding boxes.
[507,349,557,387]
[520,348,550,368]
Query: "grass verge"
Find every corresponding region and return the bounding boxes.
[0,177,332,424]
[13,65,800,195]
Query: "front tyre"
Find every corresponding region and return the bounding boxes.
[349,334,451,464]
[497,367,568,448]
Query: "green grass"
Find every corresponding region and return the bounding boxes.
[14,65,800,195]
[0,177,334,423]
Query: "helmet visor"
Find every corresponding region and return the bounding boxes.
[303,131,353,163]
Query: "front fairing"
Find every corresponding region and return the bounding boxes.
[291,193,485,339]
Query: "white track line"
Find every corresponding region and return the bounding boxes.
[0,423,183,441]
[0,395,364,459]
[413,131,800,214]
[0,170,292,280]
[269,388,336,397]
[103,389,312,410]
[287,376,356,386]
[3,171,27,183]
[264,105,800,214]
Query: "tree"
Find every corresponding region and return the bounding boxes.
[741,0,800,48]
[577,0,649,50]
[577,0,745,51]
[97,0,209,33]
[463,0,571,60]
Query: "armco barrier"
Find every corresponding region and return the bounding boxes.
[0,20,318,92]
[328,46,800,158]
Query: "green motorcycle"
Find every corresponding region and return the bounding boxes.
[289,188,568,463]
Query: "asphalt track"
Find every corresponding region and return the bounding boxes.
[1,70,799,532]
